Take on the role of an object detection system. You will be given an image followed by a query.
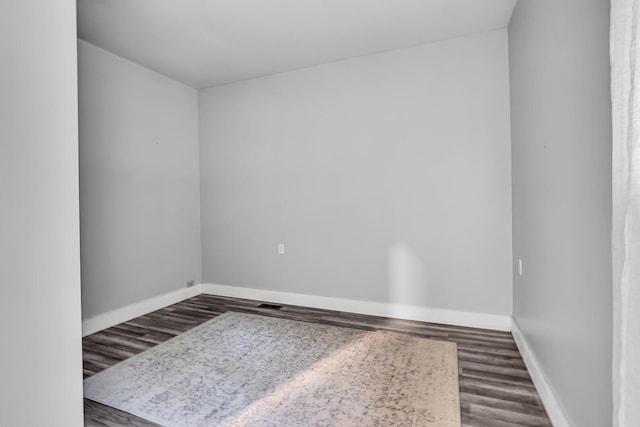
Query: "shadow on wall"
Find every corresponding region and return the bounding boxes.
[388,241,429,317]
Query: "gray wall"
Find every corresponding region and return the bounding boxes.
[508,1,612,425]
[0,1,83,425]
[199,30,513,316]
[79,41,202,319]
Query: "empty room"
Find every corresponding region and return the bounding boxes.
[3,0,636,426]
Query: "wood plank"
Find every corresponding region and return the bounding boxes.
[84,400,159,427]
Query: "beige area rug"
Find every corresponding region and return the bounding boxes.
[84,312,461,426]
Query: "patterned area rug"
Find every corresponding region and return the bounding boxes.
[84,312,460,426]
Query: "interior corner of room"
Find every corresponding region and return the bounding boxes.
[2,0,622,426]
[78,28,515,333]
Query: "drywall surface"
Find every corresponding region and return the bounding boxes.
[509,1,612,425]
[0,1,83,426]
[199,30,513,316]
[79,41,202,319]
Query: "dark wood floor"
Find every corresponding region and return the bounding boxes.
[83,294,552,427]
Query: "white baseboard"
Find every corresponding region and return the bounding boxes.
[82,282,512,335]
[201,283,512,331]
[511,319,573,427]
[82,284,203,337]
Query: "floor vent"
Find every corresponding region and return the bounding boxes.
[257,303,283,310]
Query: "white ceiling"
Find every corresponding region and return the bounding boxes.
[77,0,517,89]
